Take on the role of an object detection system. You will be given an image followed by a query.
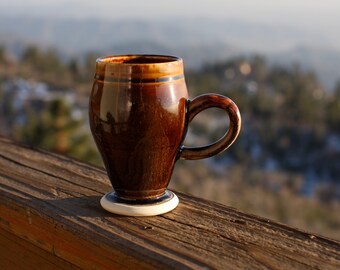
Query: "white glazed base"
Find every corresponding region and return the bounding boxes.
[100,190,179,216]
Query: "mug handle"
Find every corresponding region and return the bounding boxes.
[179,94,241,160]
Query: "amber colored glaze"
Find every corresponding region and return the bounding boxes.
[89,55,241,200]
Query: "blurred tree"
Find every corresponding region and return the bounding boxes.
[68,58,80,79]
[13,98,100,165]
[22,46,60,72]
[186,71,220,96]
[21,46,72,88]
[271,66,326,128]
[41,49,64,74]
[0,46,5,64]
[327,82,340,133]
[21,46,40,64]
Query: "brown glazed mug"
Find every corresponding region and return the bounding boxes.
[89,55,241,216]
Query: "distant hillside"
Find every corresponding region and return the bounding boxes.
[0,14,339,90]
[269,46,340,90]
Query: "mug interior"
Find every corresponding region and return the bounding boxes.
[98,55,181,65]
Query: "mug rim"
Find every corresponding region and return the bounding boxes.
[96,54,182,65]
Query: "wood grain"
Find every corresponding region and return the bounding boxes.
[0,228,81,270]
[0,136,339,269]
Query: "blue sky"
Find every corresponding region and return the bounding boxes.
[2,0,340,32]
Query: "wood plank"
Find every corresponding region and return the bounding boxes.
[0,228,81,270]
[0,136,339,269]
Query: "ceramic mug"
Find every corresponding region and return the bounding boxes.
[89,55,241,216]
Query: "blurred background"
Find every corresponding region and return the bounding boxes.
[0,0,339,239]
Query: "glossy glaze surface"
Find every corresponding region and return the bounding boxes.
[180,94,241,160]
[89,55,188,199]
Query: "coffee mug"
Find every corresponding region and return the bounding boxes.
[89,55,241,216]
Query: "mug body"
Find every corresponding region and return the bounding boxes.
[89,55,188,200]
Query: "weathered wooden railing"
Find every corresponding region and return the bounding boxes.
[0,136,339,269]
